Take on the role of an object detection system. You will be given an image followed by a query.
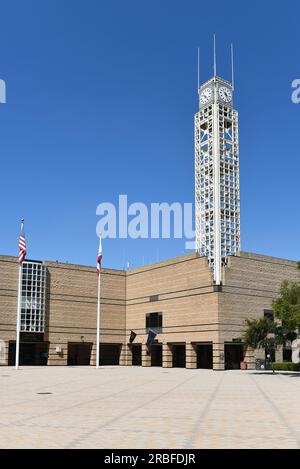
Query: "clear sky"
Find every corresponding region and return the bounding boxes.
[0,0,299,269]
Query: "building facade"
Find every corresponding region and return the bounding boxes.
[1,252,299,369]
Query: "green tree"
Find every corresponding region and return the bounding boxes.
[272,281,300,332]
[243,280,300,361]
[243,317,275,351]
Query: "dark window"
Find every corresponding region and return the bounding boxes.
[146,312,162,334]
[283,347,292,362]
[264,309,274,321]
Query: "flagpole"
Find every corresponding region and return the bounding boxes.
[15,258,22,370]
[96,267,101,368]
[16,218,26,370]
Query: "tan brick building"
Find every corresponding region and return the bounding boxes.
[0,252,299,369]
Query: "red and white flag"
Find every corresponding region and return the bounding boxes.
[97,236,102,275]
[18,220,26,264]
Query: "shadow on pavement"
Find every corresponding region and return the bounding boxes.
[251,371,300,377]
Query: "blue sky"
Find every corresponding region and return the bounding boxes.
[0,0,299,269]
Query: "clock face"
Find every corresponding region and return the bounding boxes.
[200,87,212,105]
[219,86,232,103]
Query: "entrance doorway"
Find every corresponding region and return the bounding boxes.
[151,343,162,366]
[225,343,244,370]
[8,340,49,366]
[196,343,213,369]
[172,344,186,368]
[100,343,121,365]
[131,344,142,366]
[67,342,92,365]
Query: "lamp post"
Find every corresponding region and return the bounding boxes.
[267,333,276,374]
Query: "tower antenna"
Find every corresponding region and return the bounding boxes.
[231,43,235,90]
[213,34,217,76]
[197,47,200,91]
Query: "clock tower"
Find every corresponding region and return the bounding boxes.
[195,54,240,285]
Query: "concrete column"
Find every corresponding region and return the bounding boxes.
[119,344,126,366]
[213,342,225,370]
[162,343,172,368]
[186,342,197,369]
[124,343,132,366]
[142,344,151,367]
[48,342,67,365]
[0,340,8,365]
[244,346,255,370]
[275,346,283,363]
[90,342,96,366]
[292,338,300,364]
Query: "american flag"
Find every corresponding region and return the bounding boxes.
[97,236,102,275]
[18,220,26,264]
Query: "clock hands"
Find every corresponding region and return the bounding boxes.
[219,86,232,102]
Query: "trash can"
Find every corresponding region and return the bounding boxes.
[255,358,271,370]
[255,358,265,370]
[265,358,271,370]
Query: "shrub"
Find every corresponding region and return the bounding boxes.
[272,362,300,371]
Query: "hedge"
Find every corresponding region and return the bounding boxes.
[272,362,300,371]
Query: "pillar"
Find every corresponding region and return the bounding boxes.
[0,339,7,365]
[48,341,67,366]
[142,343,151,367]
[292,338,300,364]
[119,343,127,366]
[162,343,172,368]
[124,343,133,366]
[213,342,225,370]
[244,346,256,370]
[90,342,97,366]
[275,345,283,363]
[186,342,197,369]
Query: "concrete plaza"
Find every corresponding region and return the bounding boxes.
[0,366,300,449]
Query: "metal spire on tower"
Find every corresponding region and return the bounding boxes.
[231,43,235,90]
[213,34,217,76]
[197,47,200,91]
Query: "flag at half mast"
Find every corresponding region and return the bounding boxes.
[18,220,26,264]
[97,236,102,275]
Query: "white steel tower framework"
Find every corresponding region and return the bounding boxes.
[195,73,240,284]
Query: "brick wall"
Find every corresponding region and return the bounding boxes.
[125,254,220,368]
[45,261,126,365]
[0,256,19,364]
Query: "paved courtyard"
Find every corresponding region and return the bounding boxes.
[0,366,300,449]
